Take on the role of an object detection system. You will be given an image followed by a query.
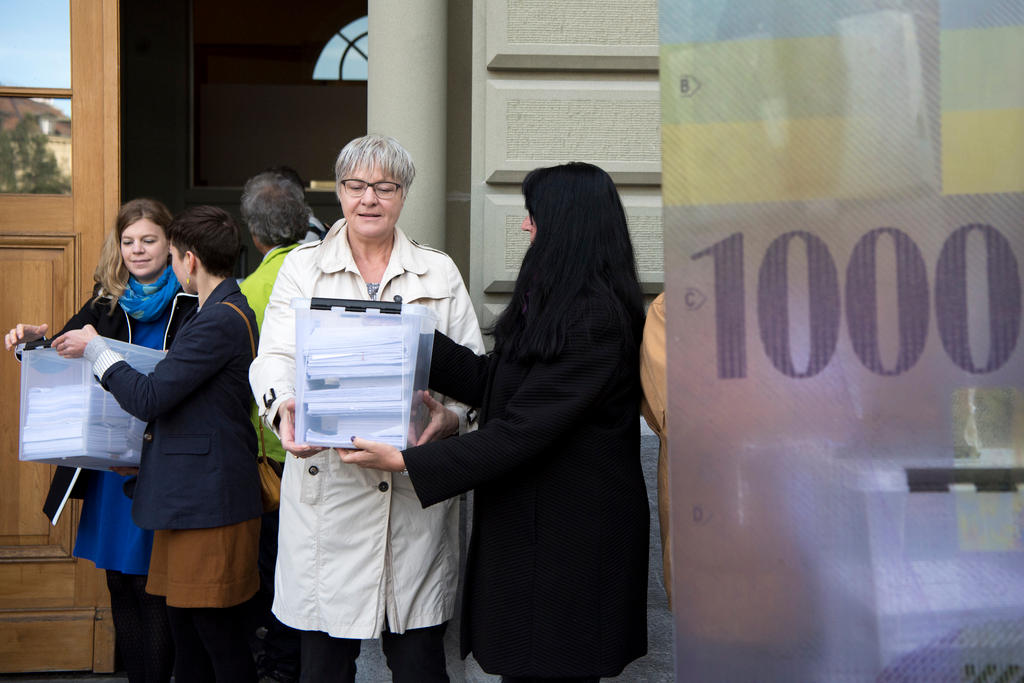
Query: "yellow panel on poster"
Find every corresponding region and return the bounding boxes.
[659,38,846,126]
[942,108,1024,195]
[662,115,934,206]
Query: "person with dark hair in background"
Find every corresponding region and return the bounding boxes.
[344,162,650,682]
[54,206,263,683]
[261,165,328,243]
[5,198,189,683]
[238,171,309,682]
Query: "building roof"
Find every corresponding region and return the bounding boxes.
[0,97,72,136]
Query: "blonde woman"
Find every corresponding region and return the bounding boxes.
[6,198,195,683]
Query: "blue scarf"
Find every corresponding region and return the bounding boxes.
[119,266,181,322]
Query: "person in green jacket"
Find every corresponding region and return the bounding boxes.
[238,169,311,683]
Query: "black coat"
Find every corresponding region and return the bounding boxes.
[41,290,197,524]
[403,297,649,678]
[98,279,262,530]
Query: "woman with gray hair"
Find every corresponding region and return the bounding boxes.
[249,135,484,682]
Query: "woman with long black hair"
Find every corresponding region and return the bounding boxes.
[345,162,650,682]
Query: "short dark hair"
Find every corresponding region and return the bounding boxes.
[166,206,240,278]
[493,162,644,361]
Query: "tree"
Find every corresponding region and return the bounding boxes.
[0,114,71,194]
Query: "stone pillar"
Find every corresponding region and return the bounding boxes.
[367,0,447,249]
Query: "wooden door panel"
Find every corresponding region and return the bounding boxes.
[0,0,120,673]
[0,196,72,234]
[0,609,96,673]
[0,234,110,672]
[0,606,114,674]
[0,563,78,609]
[0,236,77,543]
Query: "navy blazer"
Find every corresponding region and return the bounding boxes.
[100,279,262,530]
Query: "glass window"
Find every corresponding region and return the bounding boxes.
[0,96,72,194]
[0,0,71,89]
[313,16,368,81]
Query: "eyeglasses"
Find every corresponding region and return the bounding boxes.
[339,179,402,199]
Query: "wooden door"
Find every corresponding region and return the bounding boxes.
[0,0,121,673]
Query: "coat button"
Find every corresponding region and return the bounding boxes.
[308,465,319,476]
[378,481,389,492]
[143,433,153,442]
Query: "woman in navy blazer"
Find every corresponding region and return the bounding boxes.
[344,163,650,682]
[56,206,262,683]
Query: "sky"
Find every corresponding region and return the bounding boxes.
[0,0,72,114]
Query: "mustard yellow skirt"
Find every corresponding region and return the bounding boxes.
[146,517,260,608]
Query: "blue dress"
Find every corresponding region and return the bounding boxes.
[72,306,172,574]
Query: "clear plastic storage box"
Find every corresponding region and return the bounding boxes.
[293,298,438,449]
[18,338,166,470]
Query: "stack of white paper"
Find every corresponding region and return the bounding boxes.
[18,340,165,470]
[300,324,411,448]
[21,384,136,457]
[292,300,438,451]
[305,326,406,377]
[305,387,404,413]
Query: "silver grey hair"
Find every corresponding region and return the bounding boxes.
[240,172,310,248]
[334,134,415,194]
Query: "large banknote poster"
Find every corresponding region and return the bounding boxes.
[660,1,1023,679]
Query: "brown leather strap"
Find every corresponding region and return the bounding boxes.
[220,301,255,356]
[219,301,267,461]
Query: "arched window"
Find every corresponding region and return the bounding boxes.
[313,16,368,81]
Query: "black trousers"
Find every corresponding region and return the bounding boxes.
[245,508,300,681]
[299,623,449,683]
[166,604,256,683]
[105,570,174,683]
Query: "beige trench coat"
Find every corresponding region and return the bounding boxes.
[249,222,485,638]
